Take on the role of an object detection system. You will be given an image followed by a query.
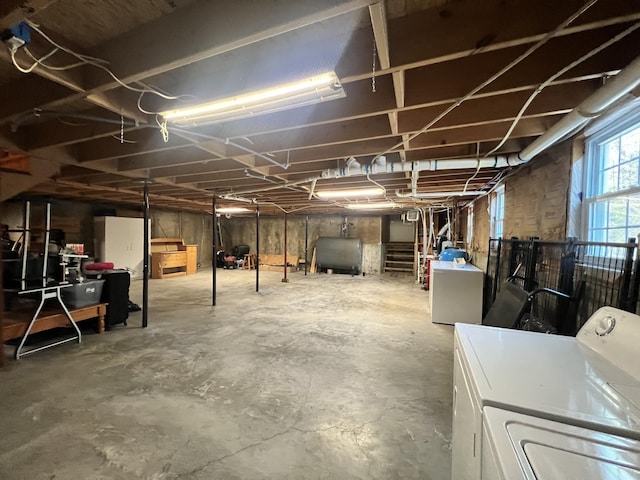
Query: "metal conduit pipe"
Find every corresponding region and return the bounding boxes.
[320,155,524,179]
[520,54,640,161]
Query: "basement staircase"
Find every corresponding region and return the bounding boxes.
[383,242,415,275]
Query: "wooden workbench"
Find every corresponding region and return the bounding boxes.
[151,238,197,279]
[2,302,107,341]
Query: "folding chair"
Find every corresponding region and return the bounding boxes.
[483,280,580,333]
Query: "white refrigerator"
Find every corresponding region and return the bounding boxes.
[429,260,483,325]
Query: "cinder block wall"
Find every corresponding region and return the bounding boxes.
[223,214,384,274]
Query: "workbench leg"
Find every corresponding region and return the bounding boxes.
[97,306,105,333]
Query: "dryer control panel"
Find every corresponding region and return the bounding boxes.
[578,306,640,381]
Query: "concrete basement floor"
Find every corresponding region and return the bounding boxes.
[0,269,454,479]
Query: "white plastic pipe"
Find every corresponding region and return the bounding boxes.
[320,155,523,178]
[520,54,640,161]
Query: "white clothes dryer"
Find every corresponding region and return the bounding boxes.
[451,307,640,479]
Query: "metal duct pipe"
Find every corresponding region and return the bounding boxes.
[321,155,523,178]
[520,54,640,161]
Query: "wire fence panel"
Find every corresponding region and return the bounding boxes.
[485,237,638,335]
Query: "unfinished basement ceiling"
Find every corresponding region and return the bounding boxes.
[0,0,639,214]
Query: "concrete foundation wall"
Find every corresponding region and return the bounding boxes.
[151,210,214,267]
[224,214,383,274]
[1,200,214,268]
[467,140,572,271]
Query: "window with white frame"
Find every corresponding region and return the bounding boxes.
[490,185,505,239]
[584,112,640,244]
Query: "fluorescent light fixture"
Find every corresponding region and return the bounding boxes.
[162,72,345,126]
[412,191,485,198]
[317,187,384,198]
[346,202,397,210]
[216,207,250,213]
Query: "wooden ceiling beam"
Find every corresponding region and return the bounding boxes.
[404,25,639,107]
[399,81,596,132]
[341,0,640,81]
[76,129,191,163]
[82,0,374,92]
[0,0,59,29]
[409,115,562,149]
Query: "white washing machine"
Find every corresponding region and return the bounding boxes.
[452,306,640,479]
[482,406,640,479]
[429,260,484,325]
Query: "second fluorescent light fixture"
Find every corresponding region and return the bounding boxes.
[346,202,397,210]
[317,187,384,198]
[162,72,346,127]
[216,207,250,213]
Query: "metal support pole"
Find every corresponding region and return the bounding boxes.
[42,203,51,287]
[282,212,289,283]
[20,201,31,291]
[212,195,217,306]
[142,182,150,328]
[620,237,636,312]
[256,204,260,292]
[0,230,4,368]
[305,216,308,276]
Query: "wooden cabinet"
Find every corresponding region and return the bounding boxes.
[151,251,187,279]
[94,216,150,279]
[150,238,197,279]
[186,245,197,274]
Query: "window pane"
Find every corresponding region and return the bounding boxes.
[604,138,620,169]
[608,228,626,243]
[589,228,606,243]
[620,128,640,162]
[602,167,619,194]
[495,220,503,239]
[628,195,640,227]
[619,159,639,190]
[590,201,608,230]
[608,197,628,228]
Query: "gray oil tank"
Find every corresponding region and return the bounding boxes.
[315,237,362,274]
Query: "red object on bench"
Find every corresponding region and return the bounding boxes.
[85,262,115,270]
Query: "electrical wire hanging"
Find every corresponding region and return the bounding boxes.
[10,46,58,73]
[23,20,183,101]
[462,142,482,193]
[369,0,599,165]
[484,20,640,158]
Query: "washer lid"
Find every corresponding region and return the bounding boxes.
[483,406,640,480]
[456,324,640,438]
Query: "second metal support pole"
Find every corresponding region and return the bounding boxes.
[282,212,289,283]
[256,204,260,292]
[212,195,217,306]
[142,182,150,328]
